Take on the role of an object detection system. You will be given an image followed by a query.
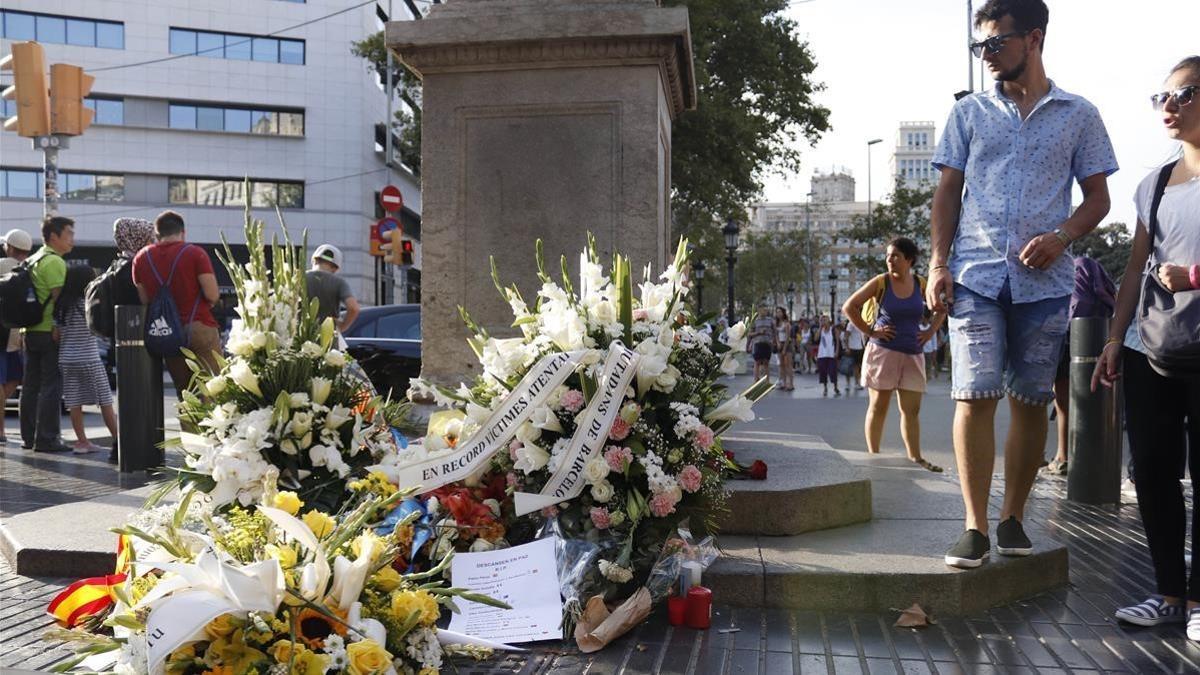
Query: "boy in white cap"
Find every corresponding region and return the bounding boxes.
[305,244,360,333]
[0,228,33,443]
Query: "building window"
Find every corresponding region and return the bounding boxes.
[168,176,304,208]
[0,168,122,201]
[168,103,304,136]
[1,11,123,49]
[83,97,123,125]
[169,28,304,65]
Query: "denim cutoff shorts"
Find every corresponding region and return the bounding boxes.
[948,281,1069,405]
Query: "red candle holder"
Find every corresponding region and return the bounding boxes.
[685,586,712,629]
[667,595,687,626]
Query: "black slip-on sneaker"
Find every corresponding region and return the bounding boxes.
[996,516,1033,556]
[945,529,990,568]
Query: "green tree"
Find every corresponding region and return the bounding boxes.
[1072,222,1132,281]
[843,181,936,277]
[350,32,423,175]
[692,228,823,320]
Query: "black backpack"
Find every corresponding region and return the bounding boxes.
[85,257,131,339]
[0,252,50,329]
[143,245,200,357]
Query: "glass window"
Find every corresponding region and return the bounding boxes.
[170,29,196,55]
[6,170,38,199]
[169,178,195,204]
[196,107,224,131]
[349,319,376,338]
[277,112,303,136]
[96,175,123,201]
[169,104,196,129]
[197,31,224,58]
[375,311,420,340]
[36,15,65,43]
[66,19,95,46]
[64,173,96,200]
[224,108,251,133]
[195,179,224,206]
[279,40,304,65]
[224,34,252,60]
[277,183,303,208]
[223,181,247,206]
[4,12,36,40]
[249,110,276,134]
[96,22,123,49]
[252,37,278,62]
[1,99,16,118]
[251,182,277,207]
[93,98,123,125]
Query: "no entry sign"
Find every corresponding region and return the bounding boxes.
[380,185,403,213]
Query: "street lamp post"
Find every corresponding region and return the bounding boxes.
[723,218,740,327]
[804,190,814,318]
[828,269,838,320]
[786,281,796,321]
[693,260,705,316]
[867,138,883,241]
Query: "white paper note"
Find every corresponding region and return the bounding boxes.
[448,537,563,644]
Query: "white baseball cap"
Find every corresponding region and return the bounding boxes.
[3,229,33,253]
[312,244,343,270]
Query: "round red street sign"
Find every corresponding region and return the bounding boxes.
[377,216,400,235]
[380,185,403,213]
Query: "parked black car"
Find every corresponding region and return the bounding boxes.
[343,304,421,400]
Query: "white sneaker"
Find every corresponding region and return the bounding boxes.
[1121,479,1137,498]
[1115,597,1186,626]
[1188,608,1200,641]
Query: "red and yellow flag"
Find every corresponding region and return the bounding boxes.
[47,535,133,627]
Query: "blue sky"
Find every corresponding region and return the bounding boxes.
[762,0,1200,229]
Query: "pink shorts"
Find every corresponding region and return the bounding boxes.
[861,342,926,393]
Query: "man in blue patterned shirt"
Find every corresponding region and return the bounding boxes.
[926,0,1118,569]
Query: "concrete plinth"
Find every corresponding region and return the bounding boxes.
[387,0,696,385]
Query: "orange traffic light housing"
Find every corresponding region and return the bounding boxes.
[50,63,93,136]
[1,42,50,138]
[380,228,404,265]
[401,239,414,266]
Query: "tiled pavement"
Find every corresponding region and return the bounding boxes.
[2,442,1199,673]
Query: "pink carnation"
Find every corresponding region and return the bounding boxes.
[590,507,612,529]
[693,425,715,450]
[605,446,633,472]
[560,389,585,413]
[632,308,649,321]
[678,465,703,493]
[506,472,519,488]
[649,491,679,518]
[608,417,631,441]
[508,439,523,461]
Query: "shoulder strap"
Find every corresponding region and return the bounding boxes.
[1146,161,1178,259]
[874,274,887,301]
[147,244,193,287]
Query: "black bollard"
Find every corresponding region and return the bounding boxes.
[115,305,164,473]
[1066,316,1123,504]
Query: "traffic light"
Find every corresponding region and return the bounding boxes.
[50,63,93,136]
[381,227,404,265]
[0,42,50,138]
[401,239,414,266]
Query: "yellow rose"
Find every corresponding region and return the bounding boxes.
[351,532,386,564]
[418,668,439,675]
[390,589,440,626]
[265,544,298,569]
[271,640,302,664]
[346,639,392,675]
[372,565,402,592]
[204,613,240,641]
[270,639,330,673]
[272,491,303,515]
[166,643,197,675]
[302,510,336,538]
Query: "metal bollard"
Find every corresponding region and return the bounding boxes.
[1066,316,1123,504]
[115,305,164,473]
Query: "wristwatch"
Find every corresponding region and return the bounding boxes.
[1052,228,1072,247]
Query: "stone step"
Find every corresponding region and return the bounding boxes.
[717,433,872,536]
[707,518,1068,615]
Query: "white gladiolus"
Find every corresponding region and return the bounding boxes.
[324,405,353,431]
[513,442,550,474]
[529,406,563,433]
[515,421,541,445]
[229,362,263,397]
[250,332,268,350]
[311,377,332,405]
[720,354,740,375]
[205,376,227,396]
[290,411,314,438]
[300,341,324,358]
[480,337,530,381]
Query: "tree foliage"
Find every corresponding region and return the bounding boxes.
[351,31,423,175]
[843,181,936,277]
[1072,222,1132,282]
[690,227,824,319]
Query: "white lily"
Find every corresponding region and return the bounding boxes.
[706,395,756,423]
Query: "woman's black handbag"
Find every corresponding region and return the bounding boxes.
[1138,160,1200,379]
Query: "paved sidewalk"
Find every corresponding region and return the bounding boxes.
[2,420,1198,672]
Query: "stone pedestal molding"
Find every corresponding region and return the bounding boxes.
[387,0,696,386]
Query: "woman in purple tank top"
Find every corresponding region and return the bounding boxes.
[841,238,947,472]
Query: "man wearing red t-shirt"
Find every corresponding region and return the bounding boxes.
[131,211,220,396]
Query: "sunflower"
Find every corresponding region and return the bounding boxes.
[292,606,348,650]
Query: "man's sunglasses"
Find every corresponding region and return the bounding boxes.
[969,31,1027,58]
[1150,85,1198,110]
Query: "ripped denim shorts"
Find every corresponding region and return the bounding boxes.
[947,281,1069,406]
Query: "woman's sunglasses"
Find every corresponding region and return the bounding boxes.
[1150,85,1198,111]
[969,31,1027,58]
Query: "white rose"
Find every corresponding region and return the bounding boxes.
[290,411,314,437]
[720,354,740,376]
[290,392,310,408]
[300,341,324,358]
[515,422,541,444]
[469,538,495,553]
[324,350,347,369]
[654,365,679,392]
[590,480,614,503]
[584,456,610,484]
[205,376,227,396]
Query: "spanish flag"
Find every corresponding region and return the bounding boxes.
[47,535,133,628]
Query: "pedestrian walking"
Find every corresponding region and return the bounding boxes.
[0,229,32,444]
[774,307,795,391]
[928,0,1118,568]
[815,315,840,397]
[305,244,360,332]
[132,211,220,396]
[16,217,75,453]
[54,265,118,454]
[844,319,866,391]
[1094,55,1200,639]
[748,305,774,383]
[843,238,944,472]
